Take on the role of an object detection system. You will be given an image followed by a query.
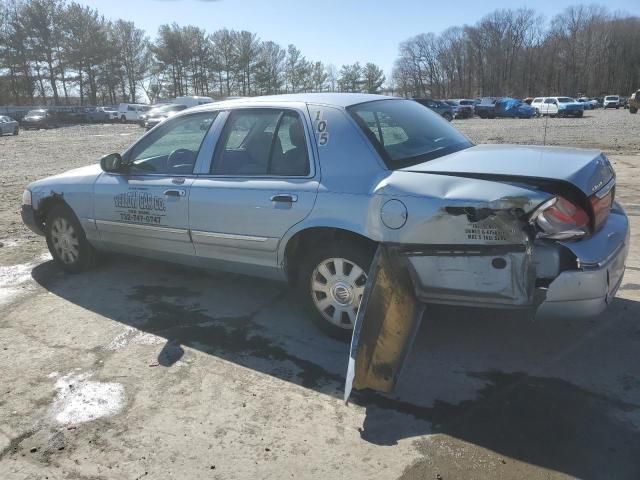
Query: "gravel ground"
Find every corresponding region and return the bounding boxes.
[1,109,640,479]
[454,108,640,155]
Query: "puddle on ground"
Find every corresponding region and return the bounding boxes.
[49,371,124,425]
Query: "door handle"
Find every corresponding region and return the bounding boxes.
[270,194,298,203]
[164,189,186,197]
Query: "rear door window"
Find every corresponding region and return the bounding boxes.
[211,109,309,176]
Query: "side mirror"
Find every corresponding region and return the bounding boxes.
[100,153,125,173]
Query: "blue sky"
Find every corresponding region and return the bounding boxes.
[80,0,636,77]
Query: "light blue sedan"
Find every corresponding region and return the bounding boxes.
[21,94,628,337]
[0,115,19,135]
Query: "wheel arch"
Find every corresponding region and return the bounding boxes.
[34,193,74,230]
[282,225,378,283]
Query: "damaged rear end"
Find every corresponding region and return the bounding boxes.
[346,145,628,398]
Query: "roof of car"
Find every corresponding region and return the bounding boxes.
[195,93,399,110]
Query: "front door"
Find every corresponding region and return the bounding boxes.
[189,108,318,272]
[93,111,218,256]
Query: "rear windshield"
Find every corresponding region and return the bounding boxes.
[348,99,472,169]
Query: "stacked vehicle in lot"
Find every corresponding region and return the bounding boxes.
[20,93,628,339]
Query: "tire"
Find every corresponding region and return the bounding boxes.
[120,115,127,123]
[630,107,637,114]
[298,241,374,340]
[576,111,583,118]
[13,127,18,135]
[45,204,96,273]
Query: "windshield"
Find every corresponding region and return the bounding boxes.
[557,97,575,103]
[348,99,472,169]
[459,100,474,106]
[445,100,458,106]
[27,110,46,116]
[605,96,618,100]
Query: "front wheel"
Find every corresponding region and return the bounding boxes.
[13,127,18,135]
[45,204,96,273]
[299,242,373,339]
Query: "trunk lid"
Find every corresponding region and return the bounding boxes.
[402,144,614,197]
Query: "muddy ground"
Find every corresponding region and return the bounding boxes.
[1,109,640,479]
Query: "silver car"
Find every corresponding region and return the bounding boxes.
[21,93,628,337]
[0,115,19,135]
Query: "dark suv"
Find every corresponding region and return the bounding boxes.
[412,98,454,121]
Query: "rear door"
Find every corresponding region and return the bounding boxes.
[189,107,318,272]
[93,111,218,256]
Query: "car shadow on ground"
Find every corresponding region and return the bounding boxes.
[31,256,640,480]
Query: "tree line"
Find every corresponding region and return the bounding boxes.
[0,0,386,105]
[392,5,640,99]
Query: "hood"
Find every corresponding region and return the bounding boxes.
[29,164,102,191]
[402,144,614,197]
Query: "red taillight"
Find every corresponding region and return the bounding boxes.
[532,196,590,240]
[590,187,613,231]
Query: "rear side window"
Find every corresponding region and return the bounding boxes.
[211,109,309,176]
[349,99,472,169]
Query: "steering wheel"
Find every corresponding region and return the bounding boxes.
[167,148,194,169]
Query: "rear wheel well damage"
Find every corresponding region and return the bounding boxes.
[283,227,377,283]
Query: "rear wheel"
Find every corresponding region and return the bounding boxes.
[45,204,96,273]
[631,107,638,114]
[120,115,127,123]
[13,127,18,135]
[299,242,373,339]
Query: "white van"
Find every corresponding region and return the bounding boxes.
[173,96,214,108]
[117,104,150,123]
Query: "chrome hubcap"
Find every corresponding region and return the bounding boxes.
[310,257,367,329]
[51,217,80,264]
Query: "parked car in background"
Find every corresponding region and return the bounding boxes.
[603,95,620,109]
[21,109,58,130]
[628,90,640,114]
[412,98,454,121]
[86,107,118,123]
[173,96,214,108]
[531,97,544,115]
[538,97,584,117]
[117,103,150,123]
[475,97,499,118]
[577,97,597,110]
[620,97,629,109]
[144,104,188,130]
[445,99,474,119]
[20,93,628,339]
[0,115,19,135]
[493,97,536,118]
